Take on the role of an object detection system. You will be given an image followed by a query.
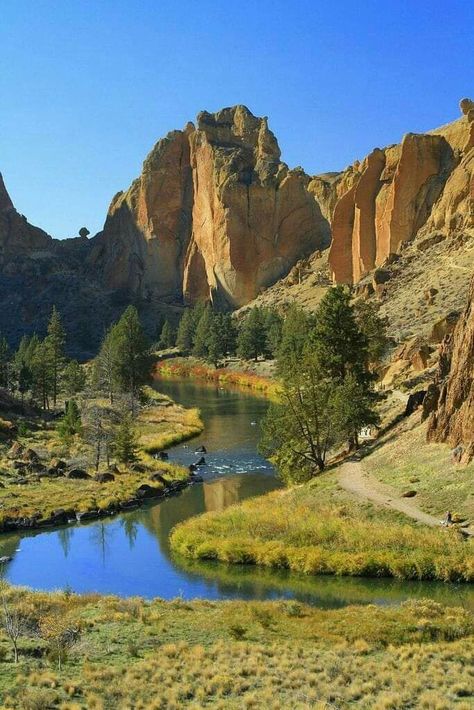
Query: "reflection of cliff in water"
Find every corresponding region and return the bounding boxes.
[133,473,280,556]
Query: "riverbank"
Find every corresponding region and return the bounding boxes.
[0,387,203,533]
[155,356,279,398]
[0,586,472,709]
[171,471,474,582]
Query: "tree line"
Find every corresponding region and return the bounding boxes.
[157,304,285,366]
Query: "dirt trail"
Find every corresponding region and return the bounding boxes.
[338,461,473,535]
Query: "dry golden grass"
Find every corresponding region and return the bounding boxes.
[171,474,473,582]
[364,417,474,522]
[0,387,202,526]
[0,588,472,709]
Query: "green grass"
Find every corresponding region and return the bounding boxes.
[364,419,474,522]
[0,386,201,527]
[170,474,474,582]
[0,587,472,709]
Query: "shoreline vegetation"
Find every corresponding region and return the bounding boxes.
[155,357,279,398]
[0,588,472,708]
[0,386,203,534]
[170,474,474,583]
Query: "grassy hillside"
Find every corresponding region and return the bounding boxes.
[0,587,472,709]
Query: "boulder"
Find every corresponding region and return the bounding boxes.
[94,472,115,483]
[66,469,91,480]
[429,311,460,343]
[149,471,167,484]
[7,442,24,459]
[135,484,162,500]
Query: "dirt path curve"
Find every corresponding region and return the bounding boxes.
[339,461,473,535]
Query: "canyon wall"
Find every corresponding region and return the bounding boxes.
[327,100,474,284]
[91,106,330,308]
[427,274,474,462]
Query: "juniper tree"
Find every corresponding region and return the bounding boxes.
[158,320,175,349]
[236,308,266,361]
[176,309,195,352]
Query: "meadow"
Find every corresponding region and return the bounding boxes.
[0,586,472,709]
[170,474,474,582]
[0,387,202,529]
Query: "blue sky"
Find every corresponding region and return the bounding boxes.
[1,0,472,238]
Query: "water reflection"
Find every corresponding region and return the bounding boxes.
[0,377,471,609]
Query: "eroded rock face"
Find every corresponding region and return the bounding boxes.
[427,276,474,461]
[0,173,52,266]
[92,106,330,307]
[328,102,474,284]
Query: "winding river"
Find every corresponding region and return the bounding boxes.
[1,377,472,610]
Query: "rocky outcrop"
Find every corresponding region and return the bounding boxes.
[0,173,52,266]
[328,100,474,284]
[91,106,330,308]
[427,276,474,461]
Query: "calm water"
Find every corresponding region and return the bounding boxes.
[1,377,472,609]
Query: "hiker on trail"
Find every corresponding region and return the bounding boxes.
[442,511,452,527]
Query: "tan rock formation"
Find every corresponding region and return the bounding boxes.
[427,275,474,461]
[0,172,52,266]
[90,130,193,300]
[329,101,474,285]
[91,106,330,307]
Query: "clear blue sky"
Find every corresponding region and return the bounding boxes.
[1,0,472,238]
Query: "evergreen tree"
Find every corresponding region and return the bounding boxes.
[193,306,213,358]
[354,300,388,366]
[45,306,66,406]
[57,400,82,442]
[94,326,120,404]
[219,313,237,356]
[31,339,54,410]
[310,287,369,383]
[0,336,11,389]
[207,317,224,368]
[63,360,86,396]
[276,305,311,374]
[113,306,150,409]
[113,416,139,465]
[260,347,345,480]
[237,308,267,361]
[158,320,175,349]
[263,309,283,358]
[176,309,195,352]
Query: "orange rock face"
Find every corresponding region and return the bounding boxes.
[328,102,474,284]
[92,106,330,307]
[427,276,474,461]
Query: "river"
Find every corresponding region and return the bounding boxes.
[1,377,472,609]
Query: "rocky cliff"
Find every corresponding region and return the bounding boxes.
[426,274,474,462]
[327,100,474,284]
[91,106,330,308]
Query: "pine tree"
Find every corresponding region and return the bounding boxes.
[219,313,237,356]
[354,300,388,366]
[63,360,86,396]
[45,306,66,407]
[237,308,266,361]
[158,320,175,349]
[263,309,283,358]
[176,309,195,352]
[0,336,11,389]
[31,339,55,410]
[276,305,310,375]
[57,399,82,442]
[113,306,150,409]
[113,416,139,465]
[94,326,120,404]
[310,287,369,383]
[207,317,224,368]
[193,306,213,358]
